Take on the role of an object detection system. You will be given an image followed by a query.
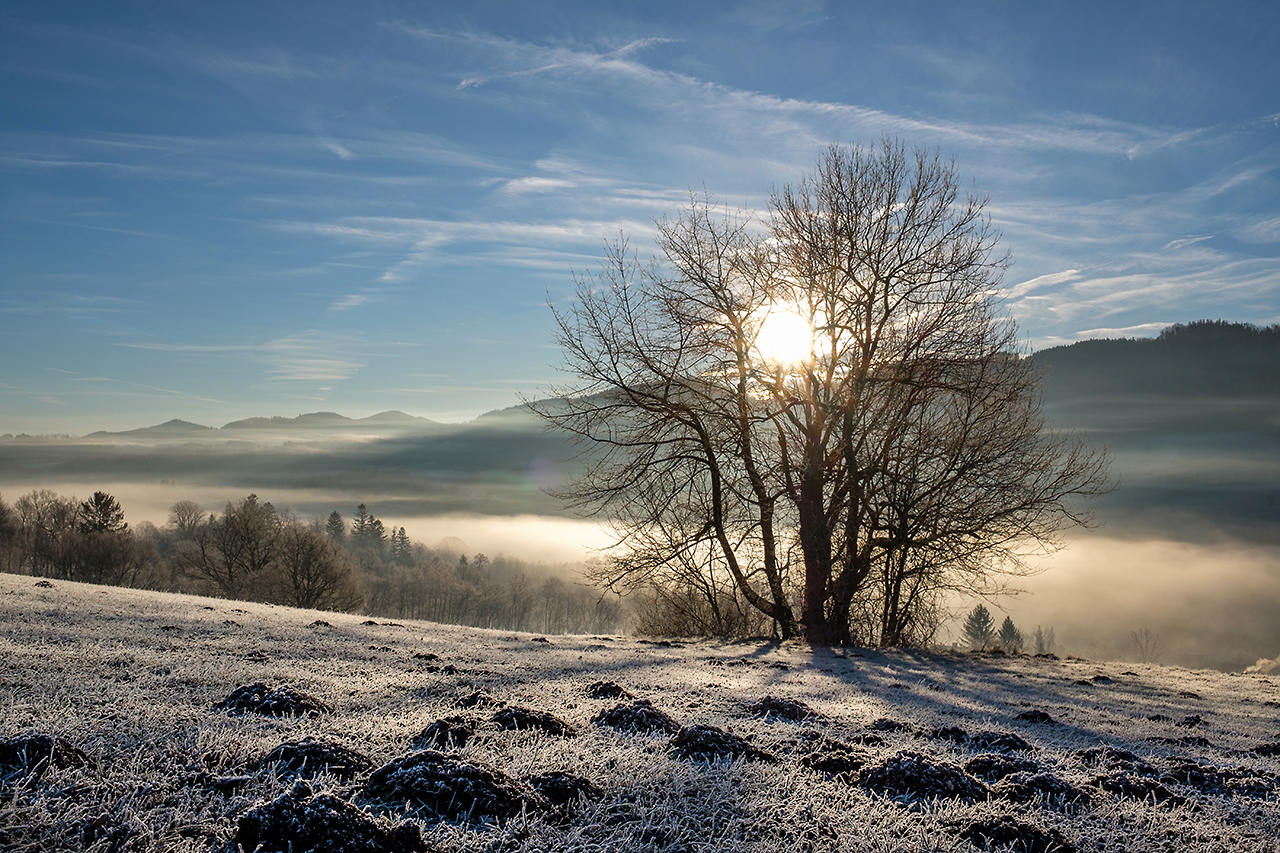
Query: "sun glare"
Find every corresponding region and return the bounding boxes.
[754,305,812,367]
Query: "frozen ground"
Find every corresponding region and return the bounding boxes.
[2,574,1279,852]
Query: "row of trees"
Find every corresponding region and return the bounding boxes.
[0,489,624,635]
[535,140,1111,646]
[0,489,153,587]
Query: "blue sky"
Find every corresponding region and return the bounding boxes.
[2,1,1278,433]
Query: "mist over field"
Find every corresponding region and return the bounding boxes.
[2,324,1278,671]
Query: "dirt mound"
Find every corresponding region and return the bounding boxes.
[929,726,969,744]
[799,738,870,779]
[586,681,632,700]
[857,751,988,803]
[456,690,503,709]
[411,716,476,750]
[992,772,1093,810]
[745,696,817,721]
[1015,710,1057,725]
[490,706,576,737]
[527,771,603,816]
[963,753,1040,782]
[969,731,1034,753]
[667,725,775,763]
[1089,770,1184,805]
[592,699,680,735]
[0,733,91,784]
[867,717,914,733]
[234,780,426,853]
[257,737,372,781]
[362,750,546,823]
[952,815,1077,853]
[1073,746,1155,776]
[216,683,332,717]
[1160,760,1279,798]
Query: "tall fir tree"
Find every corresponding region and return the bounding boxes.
[325,511,345,544]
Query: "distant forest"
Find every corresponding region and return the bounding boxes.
[0,489,625,635]
[1031,319,1280,398]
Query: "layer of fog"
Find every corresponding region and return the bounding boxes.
[964,532,1280,673]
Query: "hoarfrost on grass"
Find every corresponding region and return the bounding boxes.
[2,573,1280,852]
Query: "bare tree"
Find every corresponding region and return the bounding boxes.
[174,494,281,598]
[0,493,23,574]
[167,501,205,539]
[14,489,80,579]
[1130,627,1163,664]
[535,139,1111,645]
[272,519,366,612]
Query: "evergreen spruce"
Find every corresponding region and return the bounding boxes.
[962,604,995,651]
[998,616,1024,654]
[325,511,346,544]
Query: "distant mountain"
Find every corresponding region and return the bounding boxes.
[360,410,439,425]
[222,412,351,429]
[87,419,214,438]
[222,410,440,430]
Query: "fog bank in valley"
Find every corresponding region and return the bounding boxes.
[980,533,1280,673]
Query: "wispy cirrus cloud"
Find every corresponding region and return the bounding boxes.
[257,332,366,383]
[38,367,226,403]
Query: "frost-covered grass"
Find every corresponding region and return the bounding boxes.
[3,573,1279,852]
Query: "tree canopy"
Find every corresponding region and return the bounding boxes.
[536,139,1111,646]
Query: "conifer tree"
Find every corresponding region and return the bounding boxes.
[325,511,345,544]
[962,604,995,650]
[1033,625,1055,655]
[78,491,127,534]
[390,527,411,564]
[998,616,1024,654]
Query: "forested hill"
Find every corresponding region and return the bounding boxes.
[1028,320,1280,542]
[1030,320,1280,399]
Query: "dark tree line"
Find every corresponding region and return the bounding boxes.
[0,489,624,634]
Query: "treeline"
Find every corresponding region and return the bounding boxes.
[0,489,624,635]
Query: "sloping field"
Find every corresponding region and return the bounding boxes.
[3,574,1279,852]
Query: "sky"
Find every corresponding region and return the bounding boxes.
[2,1,1279,434]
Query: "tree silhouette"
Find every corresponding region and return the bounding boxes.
[536,140,1110,645]
[167,501,205,539]
[78,491,127,534]
[998,616,1024,654]
[174,494,280,598]
[962,604,995,650]
[325,511,346,544]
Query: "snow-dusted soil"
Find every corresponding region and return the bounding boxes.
[3,574,1279,853]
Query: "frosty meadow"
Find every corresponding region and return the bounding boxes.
[4,574,1280,852]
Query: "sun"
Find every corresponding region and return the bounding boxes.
[753,304,812,367]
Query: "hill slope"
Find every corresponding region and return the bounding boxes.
[3,575,1279,852]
